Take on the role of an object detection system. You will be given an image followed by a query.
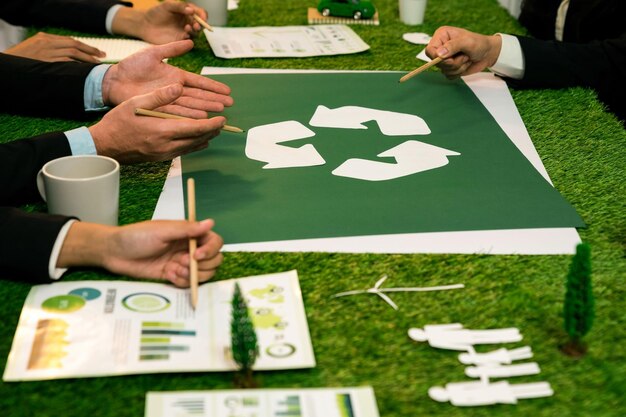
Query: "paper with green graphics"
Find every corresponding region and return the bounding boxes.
[3,270,315,381]
[181,72,583,244]
[146,387,380,417]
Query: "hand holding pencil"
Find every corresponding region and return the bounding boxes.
[185,179,224,307]
[112,1,210,44]
[417,26,504,80]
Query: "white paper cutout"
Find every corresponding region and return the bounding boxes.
[428,380,554,406]
[331,275,463,310]
[245,121,325,169]
[465,362,541,379]
[402,32,432,45]
[459,346,533,365]
[416,48,431,62]
[309,105,431,136]
[332,140,460,181]
[407,323,522,352]
[409,324,553,407]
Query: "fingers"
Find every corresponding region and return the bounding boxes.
[6,32,106,63]
[194,224,224,281]
[171,94,231,113]
[195,224,223,257]
[160,0,196,15]
[56,47,103,64]
[187,220,223,268]
[39,33,104,56]
[188,3,208,20]
[131,115,223,162]
[165,221,224,287]
[155,104,211,119]
[182,85,234,106]
[162,85,233,114]
[167,263,219,287]
[67,39,106,59]
[150,39,194,61]
[168,116,226,139]
[437,54,471,79]
[181,73,233,97]
[134,83,185,111]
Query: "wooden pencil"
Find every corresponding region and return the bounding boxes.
[187,177,198,309]
[134,108,244,133]
[193,14,213,32]
[399,56,444,83]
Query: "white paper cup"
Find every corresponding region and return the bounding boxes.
[37,155,120,225]
[195,0,228,27]
[399,0,427,25]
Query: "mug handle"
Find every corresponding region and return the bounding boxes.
[36,169,47,202]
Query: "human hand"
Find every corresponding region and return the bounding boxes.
[90,83,226,163]
[102,40,233,118]
[112,0,207,44]
[58,219,224,287]
[3,32,105,63]
[425,26,502,79]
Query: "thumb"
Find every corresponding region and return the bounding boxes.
[134,84,184,110]
[189,219,215,239]
[153,40,194,61]
[437,34,478,60]
[436,39,461,59]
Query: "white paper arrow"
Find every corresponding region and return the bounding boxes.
[309,105,431,136]
[332,140,460,181]
[245,120,325,169]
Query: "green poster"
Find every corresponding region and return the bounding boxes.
[182,72,584,244]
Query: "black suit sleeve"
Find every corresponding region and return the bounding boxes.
[0,132,72,206]
[519,0,624,43]
[506,35,626,123]
[0,53,97,118]
[0,0,131,34]
[0,132,75,282]
[0,207,73,282]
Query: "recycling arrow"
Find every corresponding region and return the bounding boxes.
[332,140,460,181]
[245,120,325,169]
[309,105,431,136]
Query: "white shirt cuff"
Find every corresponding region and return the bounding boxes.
[489,33,525,80]
[64,126,97,156]
[48,219,78,280]
[106,5,125,35]
[84,63,112,111]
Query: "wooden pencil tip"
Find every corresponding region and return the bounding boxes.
[222,125,245,133]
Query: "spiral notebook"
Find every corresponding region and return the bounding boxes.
[73,37,152,62]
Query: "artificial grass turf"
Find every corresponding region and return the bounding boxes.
[1,0,625,416]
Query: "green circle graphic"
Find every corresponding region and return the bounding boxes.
[42,295,86,313]
[122,293,170,313]
[266,343,296,358]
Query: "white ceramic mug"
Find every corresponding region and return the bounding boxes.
[37,155,120,225]
[194,0,228,27]
[399,0,427,25]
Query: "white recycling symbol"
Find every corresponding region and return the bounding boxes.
[245,105,460,181]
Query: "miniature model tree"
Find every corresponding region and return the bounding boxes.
[231,283,259,387]
[562,243,594,357]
